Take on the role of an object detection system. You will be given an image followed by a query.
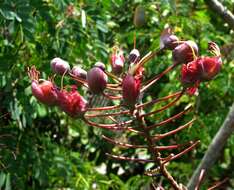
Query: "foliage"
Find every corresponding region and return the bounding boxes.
[0,0,234,189]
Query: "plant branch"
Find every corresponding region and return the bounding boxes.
[187,102,234,190]
[136,109,182,190]
[204,0,234,30]
[153,119,195,141]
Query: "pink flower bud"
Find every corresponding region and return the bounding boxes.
[172,41,198,65]
[56,86,87,118]
[31,80,58,106]
[71,66,87,80]
[50,57,70,75]
[112,56,124,75]
[94,61,106,71]
[87,67,107,94]
[197,56,222,81]
[128,49,140,64]
[111,50,125,75]
[122,74,141,106]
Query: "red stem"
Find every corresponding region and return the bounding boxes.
[102,135,147,149]
[160,154,174,162]
[107,83,121,87]
[195,169,206,190]
[104,71,122,83]
[141,63,177,92]
[105,153,154,163]
[140,89,185,118]
[106,86,122,91]
[107,116,118,123]
[153,119,195,141]
[146,106,192,130]
[137,91,182,109]
[87,104,121,111]
[83,117,133,131]
[102,92,122,100]
[208,178,229,190]
[162,140,200,165]
[85,110,130,118]
[69,72,87,84]
[155,141,194,151]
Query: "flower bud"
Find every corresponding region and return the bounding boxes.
[28,66,58,106]
[122,74,141,106]
[111,50,125,75]
[197,56,222,81]
[128,49,140,64]
[111,56,124,75]
[87,67,107,94]
[94,61,106,71]
[172,41,198,65]
[71,66,87,80]
[51,57,70,75]
[160,28,179,50]
[56,86,87,118]
[181,61,200,87]
[31,80,58,106]
[134,6,146,28]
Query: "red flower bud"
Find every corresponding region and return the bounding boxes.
[31,80,58,106]
[51,57,70,75]
[87,67,107,94]
[71,66,87,80]
[160,28,179,50]
[172,41,198,64]
[56,86,87,118]
[197,56,222,81]
[28,67,58,106]
[122,74,141,106]
[128,49,140,64]
[181,61,200,87]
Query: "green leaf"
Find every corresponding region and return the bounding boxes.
[0,9,22,22]
[0,172,6,188]
[4,173,11,190]
[96,20,108,33]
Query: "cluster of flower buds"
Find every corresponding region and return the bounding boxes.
[29,36,223,113]
[160,28,222,95]
[28,59,87,118]
[28,27,223,189]
[179,42,222,94]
